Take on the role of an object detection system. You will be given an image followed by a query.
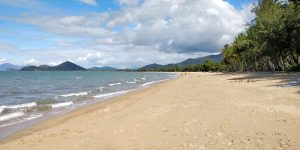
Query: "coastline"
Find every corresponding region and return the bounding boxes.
[0,73,177,140]
[1,72,300,149]
[0,72,177,139]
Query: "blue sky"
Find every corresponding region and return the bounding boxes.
[0,0,256,68]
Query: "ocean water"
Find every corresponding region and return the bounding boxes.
[0,71,176,137]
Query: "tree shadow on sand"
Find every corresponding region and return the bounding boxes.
[218,72,300,94]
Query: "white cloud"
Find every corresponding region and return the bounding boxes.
[24,59,39,65]
[78,0,97,6]
[18,0,252,53]
[48,61,63,66]
[0,58,6,64]
[77,52,104,64]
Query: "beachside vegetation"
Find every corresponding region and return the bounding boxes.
[222,0,300,71]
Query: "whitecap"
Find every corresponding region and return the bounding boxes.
[95,87,105,91]
[141,79,169,87]
[0,112,24,122]
[126,81,137,84]
[75,77,83,79]
[109,82,122,86]
[93,90,130,98]
[141,78,146,80]
[0,114,42,127]
[60,92,88,97]
[24,114,43,121]
[51,101,73,108]
[2,102,37,109]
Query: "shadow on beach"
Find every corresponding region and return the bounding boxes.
[217,72,300,94]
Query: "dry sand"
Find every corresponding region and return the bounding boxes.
[0,72,299,149]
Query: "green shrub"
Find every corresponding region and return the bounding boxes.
[286,64,300,72]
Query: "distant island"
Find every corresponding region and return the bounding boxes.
[19,61,120,71]
[21,61,86,71]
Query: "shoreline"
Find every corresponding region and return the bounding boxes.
[0,76,178,143]
[1,72,299,149]
[0,72,177,139]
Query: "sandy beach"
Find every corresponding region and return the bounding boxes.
[0,72,299,149]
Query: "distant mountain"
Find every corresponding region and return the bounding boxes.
[0,63,21,71]
[88,66,117,71]
[52,61,86,71]
[139,54,223,70]
[176,54,223,67]
[139,63,163,70]
[21,61,86,71]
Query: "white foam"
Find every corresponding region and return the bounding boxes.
[51,101,73,108]
[0,114,42,127]
[141,77,146,80]
[109,82,122,86]
[0,112,24,122]
[75,77,83,79]
[126,81,137,84]
[95,87,105,91]
[24,114,43,121]
[0,106,4,113]
[2,102,37,109]
[93,90,130,98]
[141,79,169,87]
[60,92,88,97]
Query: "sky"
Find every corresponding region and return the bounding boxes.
[0,0,256,68]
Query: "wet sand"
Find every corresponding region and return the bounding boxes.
[1,72,299,149]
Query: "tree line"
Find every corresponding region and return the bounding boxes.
[222,0,299,72]
[138,60,225,72]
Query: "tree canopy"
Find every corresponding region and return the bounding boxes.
[222,0,300,71]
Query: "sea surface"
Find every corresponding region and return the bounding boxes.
[0,71,176,138]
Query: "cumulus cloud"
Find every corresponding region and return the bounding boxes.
[78,0,98,6]
[24,59,39,65]
[15,0,252,53]
[77,52,103,63]
[119,0,252,53]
